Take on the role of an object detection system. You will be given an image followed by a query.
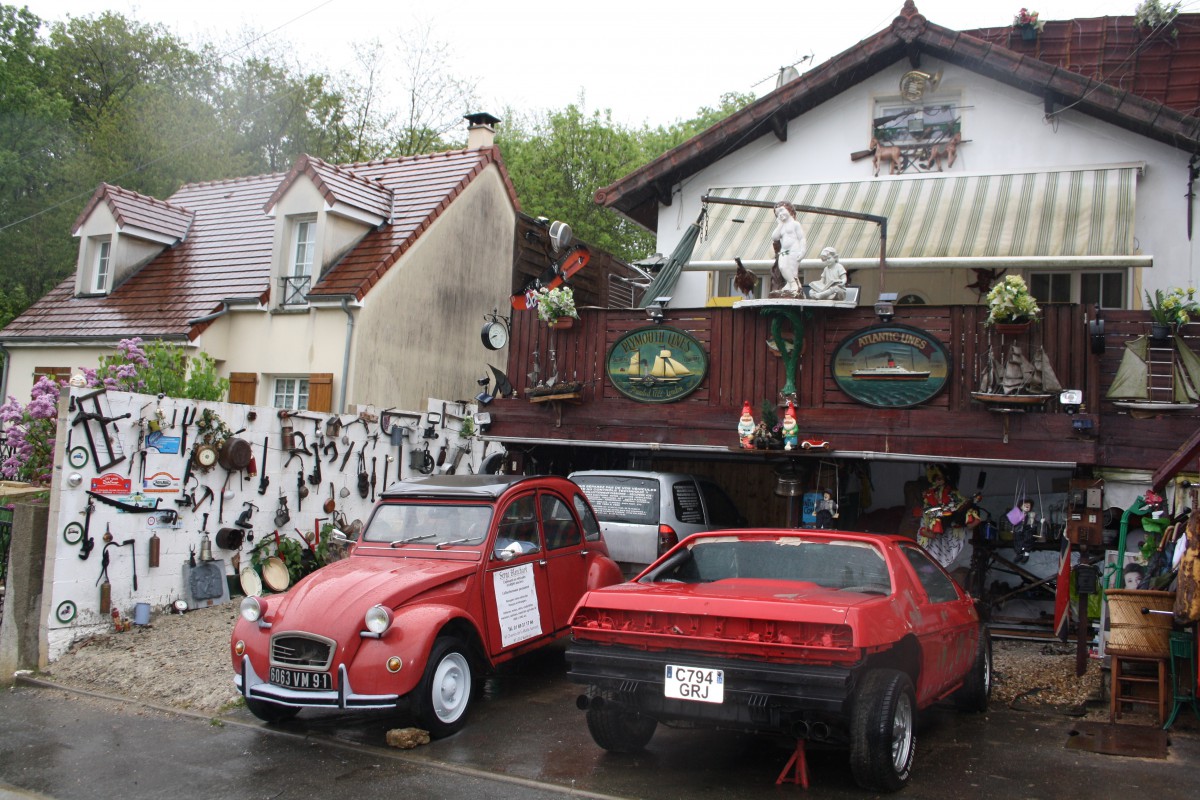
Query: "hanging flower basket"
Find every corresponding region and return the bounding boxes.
[984,275,1041,329]
[994,321,1032,335]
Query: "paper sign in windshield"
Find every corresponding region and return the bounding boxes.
[494,563,542,648]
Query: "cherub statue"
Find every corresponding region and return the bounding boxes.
[770,202,807,296]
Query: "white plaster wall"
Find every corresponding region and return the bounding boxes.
[3,346,116,404]
[657,56,1200,306]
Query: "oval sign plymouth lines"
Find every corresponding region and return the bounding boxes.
[606,326,708,403]
[831,324,951,408]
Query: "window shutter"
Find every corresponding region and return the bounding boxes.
[228,372,258,405]
[308,373,333,412]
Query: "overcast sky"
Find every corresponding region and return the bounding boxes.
[22,0,1195,127]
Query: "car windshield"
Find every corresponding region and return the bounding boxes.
[644,537,892,594]
[362,502,492,547]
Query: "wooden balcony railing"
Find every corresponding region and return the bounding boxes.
[487,303,1199,471]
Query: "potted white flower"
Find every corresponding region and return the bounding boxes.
[535,286,578,328]
[985,275,1041,332]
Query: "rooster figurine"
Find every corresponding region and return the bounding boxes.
[966,268,1006,299]
[733,258,758,299]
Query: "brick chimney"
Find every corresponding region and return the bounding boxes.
[464,112,501,149]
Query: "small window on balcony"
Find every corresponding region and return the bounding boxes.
[92,238,111,293]
[281,217,315,306]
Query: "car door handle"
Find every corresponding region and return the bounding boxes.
[538,559,547,566]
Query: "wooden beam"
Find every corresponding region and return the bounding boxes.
[1152,424,1200,490]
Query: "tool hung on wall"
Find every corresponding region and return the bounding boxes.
[236,501,257,529]
[79,498,96,560]
[308,443,322,486]
[357,451,370,498]
[71,389,132,471]
[257,437,270,495]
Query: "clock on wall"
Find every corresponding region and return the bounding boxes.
[481,320,509,350]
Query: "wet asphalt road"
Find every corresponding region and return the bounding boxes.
[3,642,1199,799]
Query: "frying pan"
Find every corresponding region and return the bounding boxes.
[324,482,336,514]
[218,437,253,470]
[262,557,290,592]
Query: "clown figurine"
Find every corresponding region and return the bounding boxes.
[781,400,800,450]
[737,401,756,449]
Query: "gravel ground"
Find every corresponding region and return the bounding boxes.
[26,604,1108,719]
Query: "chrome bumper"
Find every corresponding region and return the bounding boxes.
[236,656,399,710]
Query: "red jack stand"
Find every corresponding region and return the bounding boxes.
[775,738,809,788]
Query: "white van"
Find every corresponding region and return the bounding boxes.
[568,470,745,573]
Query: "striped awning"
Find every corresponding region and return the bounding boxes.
[691,166,1139,265]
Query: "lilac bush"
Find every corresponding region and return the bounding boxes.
[79,337,149,392]
[0,375,62,484]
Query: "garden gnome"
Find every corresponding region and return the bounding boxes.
[737,401,756,448]
[781,400,800,450]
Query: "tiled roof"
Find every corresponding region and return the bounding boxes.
[1,147,517,342]
[963,15,1200,118]
[263,153,393,222]
[308,146,519,298]
[596,2,1200,231]
[72,183,194,242]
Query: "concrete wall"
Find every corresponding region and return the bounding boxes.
[352,165,515,410]
[657,56,1198,307]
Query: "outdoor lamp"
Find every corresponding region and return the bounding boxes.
[646,296,672,324]
[475,375,493,405]
[874,292,897,323]
[1060,389,1082,414]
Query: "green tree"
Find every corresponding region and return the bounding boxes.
[499,102,654,261]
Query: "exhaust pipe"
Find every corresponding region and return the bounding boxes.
[577,694,607,711]
[810,721,831,741]
[791,719,811,739]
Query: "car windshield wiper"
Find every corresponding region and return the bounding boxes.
[435,537,478,550]
[390,533,438,547]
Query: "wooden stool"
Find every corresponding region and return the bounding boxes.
[1110,653,1169,725]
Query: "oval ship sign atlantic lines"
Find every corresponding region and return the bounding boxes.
[831,324,951,408]
[606,326,708,403]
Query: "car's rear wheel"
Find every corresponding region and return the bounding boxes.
[586,699,657,753]
[245,698,300,724]
[415,635,474,738]
[850,669,916,793]
[953,629,992,712]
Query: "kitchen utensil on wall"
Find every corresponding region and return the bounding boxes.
[218,436,253,470]
[235,502,257,529]
[216,527,245,550]
[297,471,308,511]
[324,482,336,513]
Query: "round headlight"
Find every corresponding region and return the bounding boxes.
[364,604,393,635]
[239,596,264,622]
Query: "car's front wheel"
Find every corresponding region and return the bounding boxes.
[586,698,657,753]
[415,635,474,738]
[850,669,916,793]
[245,698,300,724]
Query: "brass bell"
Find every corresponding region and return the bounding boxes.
[199,532,214,562]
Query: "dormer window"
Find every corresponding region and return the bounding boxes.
[281,216,315,306]
[92,238,111,293]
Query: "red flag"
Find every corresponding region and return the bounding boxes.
[1053,537,1072,640]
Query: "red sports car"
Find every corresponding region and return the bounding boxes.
[233,475,622,736]
[566,528,990,792]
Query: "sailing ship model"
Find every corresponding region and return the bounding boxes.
[971,342,1062,406]
[1106,334,1200,411]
